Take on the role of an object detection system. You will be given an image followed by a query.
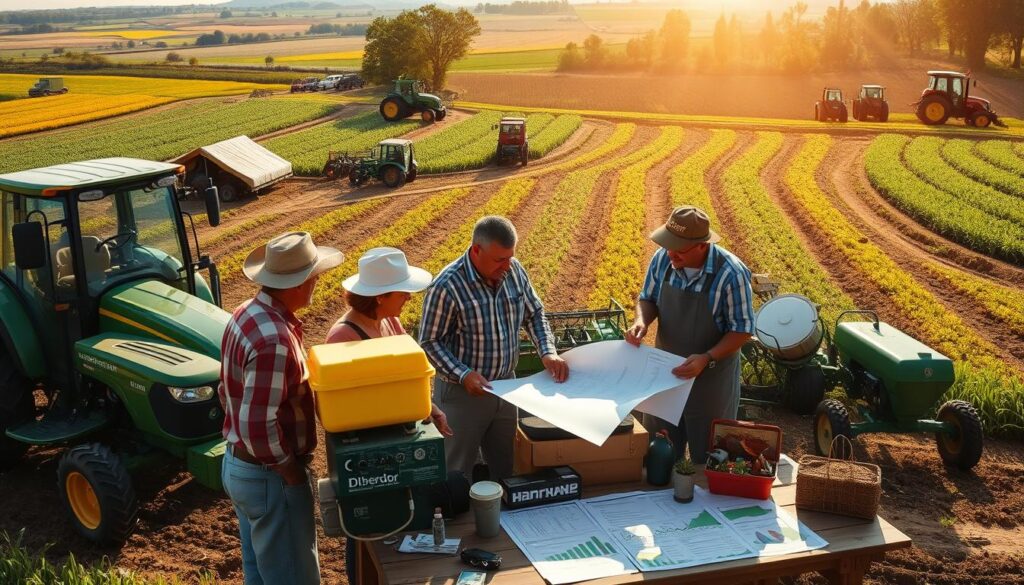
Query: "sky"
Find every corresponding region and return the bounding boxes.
[0,0,227,9]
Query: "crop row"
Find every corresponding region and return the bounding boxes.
[905,137,1024,225]
[975,140,1024,175]
[667,129,736,247]
[588,127,684,310]
[785,134,1023,436]
[264,111,420,176]
[0,97,337,174]
[720,132,855,325]
[865,135,1024,263]
[0,73,282,99]
[923,263,1024,338]
[400,178,537,326]
[302,188,473,318]
[200,212,285,250]
[527,115,583,158]
[940,139,1024,199]
[0,94,174,138]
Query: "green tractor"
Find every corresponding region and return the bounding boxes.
[348,139,419,189]
[379,79,447,123]
[0,158,230,544]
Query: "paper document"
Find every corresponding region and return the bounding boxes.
[488,341,692,445]
[397,534,461,555]
[694,487,828,557]
[501,501,637,584]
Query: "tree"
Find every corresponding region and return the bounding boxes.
[557,41,584,70]
[893,0,940,56]
[713,13,730,66]
[126,39,135,48]
[265,55,275,67]
[166,51,182,62]
[657,9,690,70]
[417,4,481,90]
[189,57,199,66]
[821,0,856,69]
[220,9,232,18]
[728,14,743,64]
[758,12,779,67]
[1000,0,1023,68]
[583,34,607,67]
[361,11,430,85]
[626,31,656,67]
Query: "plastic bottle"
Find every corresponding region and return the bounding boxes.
[432,507,446,547]
[646,430,676,486]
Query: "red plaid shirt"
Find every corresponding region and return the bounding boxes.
[219,291,316,466]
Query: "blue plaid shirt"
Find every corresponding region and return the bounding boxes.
[418,251,556,384]
[639,245,755,334]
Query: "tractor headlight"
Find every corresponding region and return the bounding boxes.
[167,385,215,403]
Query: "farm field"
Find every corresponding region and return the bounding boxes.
[0,73,284,137]
[2,111,1023,584]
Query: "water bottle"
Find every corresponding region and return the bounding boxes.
[432,507,446,547]
[646,429,675,486]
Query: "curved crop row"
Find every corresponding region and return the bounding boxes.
[786,134,1023,436]
[588,126,684,310]
[302,187,473,317]
[0,94,173,138]
[416,112,565,174]
[414,111,504,173]
[200,212,285,250]
[924,263,1024,338]
[939,139,1024,199]
[720,132,855,325]
[264,111,420,176]
[218,199,385,281]
[668,129,736,247]
[528,115,583,158]
[400,178,537,326]
[0,98,337,174]
[905,137,1024,225]
[974,140,1024,176]
[864,135,1024,263]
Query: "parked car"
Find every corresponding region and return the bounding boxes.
[290,77,320,93]
[336,73,365,91]
[318,75,344,91]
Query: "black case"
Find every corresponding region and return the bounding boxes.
[500,465,582,509]
[519,414,635,441]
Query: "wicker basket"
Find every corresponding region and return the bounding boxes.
[796,436,882,520]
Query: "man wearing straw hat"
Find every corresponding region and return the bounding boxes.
[626,206,754,464]
[219,231,343,585]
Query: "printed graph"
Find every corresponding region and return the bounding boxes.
[544,536,617,561]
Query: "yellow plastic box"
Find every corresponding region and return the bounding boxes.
[308,334,434,433]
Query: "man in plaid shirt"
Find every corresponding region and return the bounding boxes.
[419,216,568,481]
[219,232,342,585]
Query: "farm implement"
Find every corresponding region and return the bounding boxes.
[324,138,419,189]
[0,158,229,544]
[741,280,983,470]
[514,300,628,377]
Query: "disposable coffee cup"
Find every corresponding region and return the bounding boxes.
[469,481,503,538]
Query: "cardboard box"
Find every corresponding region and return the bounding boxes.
[514,418,648,486]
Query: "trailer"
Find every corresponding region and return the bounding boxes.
[172,135,292,202]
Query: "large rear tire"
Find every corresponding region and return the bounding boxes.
[0,354,33,471]
[852,101,861,121]
[218,181,239,203]
[785,365,826,415]
[813,399,852,457]
[406,162,418,184]
[814,104,821,122]
[521,143,529,167]
[57,443,138,545]
[880,102,889,122]
[917,95,951,125]
[379,97,406,121]
[839,104,848,123]
[936,400,983,470]
[381,166,406,188]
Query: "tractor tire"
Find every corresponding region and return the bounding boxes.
[57,443,138,545]
[839,105,848,123]
[917,95,951,125]
[0,354,33,471]
[935,400,983,470]
[521,144,529,167]
[880,102,889,122]
[322,161,336,179]
[437,109,447,121]
[217,181,238,203]
[784,365,826,415]
[381,166,406,189]
[852,101,861,121]
[970,111,992,128]
[814,104,821,122]
[349,168,362,186]
[60,87,68,94]
[379,97,406,122]
[420,109,436,123]
[813,399,852,457]
[406,162,418,184]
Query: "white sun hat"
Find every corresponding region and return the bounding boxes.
[342,247,432,296]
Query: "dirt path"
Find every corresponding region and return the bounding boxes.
[704,131,755,256]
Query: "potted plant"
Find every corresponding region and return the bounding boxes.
[672,457,697,503]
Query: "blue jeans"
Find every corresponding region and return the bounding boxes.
[222,450,321,585]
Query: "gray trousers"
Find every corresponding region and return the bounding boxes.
[433,379,517,481]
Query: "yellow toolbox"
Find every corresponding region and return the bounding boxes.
[308,334,434,432]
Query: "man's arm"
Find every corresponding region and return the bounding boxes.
[626,253,663,345]
[520,268,567,382]
[672,266,756,379]
[418,285,473,384]
[239,343,305,483]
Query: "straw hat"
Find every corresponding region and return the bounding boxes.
[342,247,432,296]
[650,206,721,250]
[243,232,343,289]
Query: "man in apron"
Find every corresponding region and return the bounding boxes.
[626,206,755,464]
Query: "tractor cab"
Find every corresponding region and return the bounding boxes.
[349,139,419,189]
[494,117,529,166]
[815,87,848,122]
[0,158,231,544]
[853,84,889,122]
[860,85,884,100]
[916,71,1003,128]
[824,88,843,102]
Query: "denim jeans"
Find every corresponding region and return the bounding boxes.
[222,450,321,585]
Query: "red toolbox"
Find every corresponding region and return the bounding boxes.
[704,419,782,500]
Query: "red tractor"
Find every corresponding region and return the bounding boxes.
[914,71,1004,128]
[495,117,528,166]
[815,88,848,122]
[852,84,889,122]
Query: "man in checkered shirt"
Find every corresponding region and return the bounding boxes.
[219,232,343,585]
[419,216,568,481]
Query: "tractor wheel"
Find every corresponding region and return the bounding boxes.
[0,354,33,471]
[521,144,529,167]
[814,104,821,122]
[420,109,436,123]
[839,105,848,123]
[381,166,406,188]
[406,162,418,184]
[437,109,447,121]
[217,181,238,203]
[322,161,336,179]
[970,111,992,128]
[785,365,826,415]
[935,400,983,470]
[917,95,951,125]
[349,168,362,186]
[880,103,889,123]
[813,399,852,457]
[60,88,68,94]
[379,97,405,121]
[57,443,138,544]
[852,101,861,121]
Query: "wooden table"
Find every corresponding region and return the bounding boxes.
[358,473,910,585]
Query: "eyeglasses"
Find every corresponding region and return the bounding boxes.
[461,548,502,570]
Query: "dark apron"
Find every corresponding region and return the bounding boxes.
[641,253,740,464]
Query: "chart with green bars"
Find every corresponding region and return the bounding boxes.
[721,505,773,521]
[544,536,618,561]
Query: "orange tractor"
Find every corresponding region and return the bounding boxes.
[914,71,1004,128]
[815,88,848,122]
[495,117,528,166]
[852,85,889,122]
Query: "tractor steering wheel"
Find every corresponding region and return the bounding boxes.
[96,231,137,252]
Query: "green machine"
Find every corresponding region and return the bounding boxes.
[515,300,627,377]
[347,138,419,189]
[0,158,229,544]
[379,79,447,123]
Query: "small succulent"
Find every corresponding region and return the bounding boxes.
[730,458,750,475]
[674,457,696,475]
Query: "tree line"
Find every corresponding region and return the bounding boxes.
[557,0,1024,74]
[474,1,572,15]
